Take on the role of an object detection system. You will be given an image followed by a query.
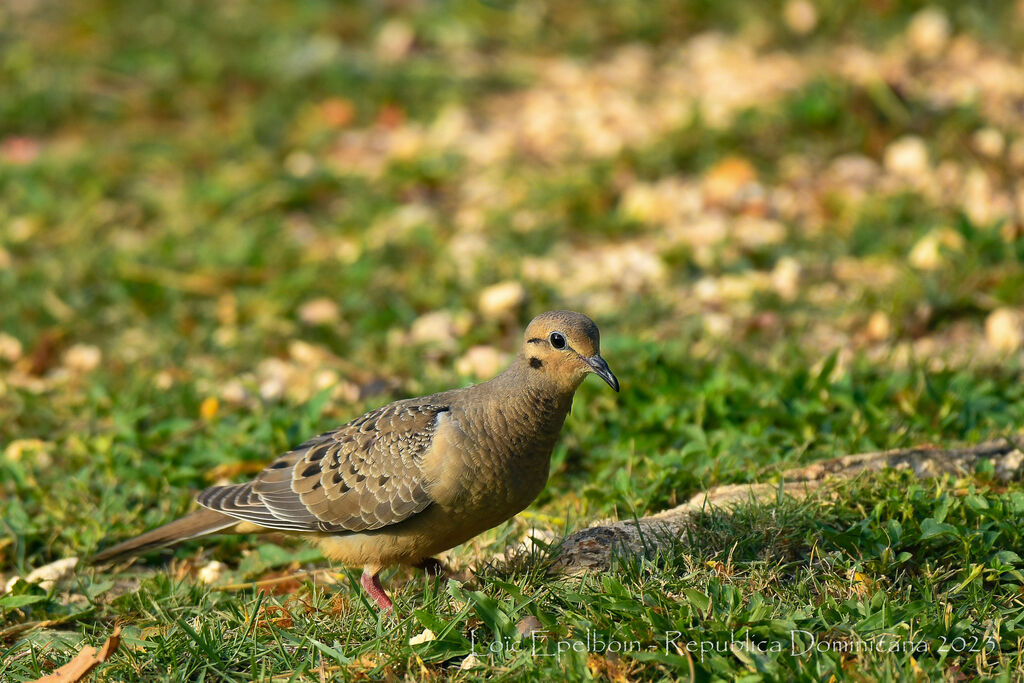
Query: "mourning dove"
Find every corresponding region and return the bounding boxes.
[92,310,618,611]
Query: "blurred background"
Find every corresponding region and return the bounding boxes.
[3,0,1024,560]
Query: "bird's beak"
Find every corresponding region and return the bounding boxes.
[584,354,619,392]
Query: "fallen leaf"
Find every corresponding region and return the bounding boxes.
[477,280,526,320]
[0,332,22,362]
[63,344,102,373]
[199,396,219,420]
[30,625,120,683]
[197,560,226,585]
[297,297,340,326]
[6,557,79,592]
[256,604,294,630]
[985,308,1024,352]
[409,628,435,645]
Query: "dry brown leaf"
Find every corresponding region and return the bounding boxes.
[255,604,294,630]
[30,626,121,683]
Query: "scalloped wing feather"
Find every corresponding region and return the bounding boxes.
[196,401,449,533]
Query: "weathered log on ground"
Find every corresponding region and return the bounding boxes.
[550,438,1024,574]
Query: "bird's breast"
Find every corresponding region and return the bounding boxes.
[421,400,566,523]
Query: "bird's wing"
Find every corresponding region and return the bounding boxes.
[197,400,450,533]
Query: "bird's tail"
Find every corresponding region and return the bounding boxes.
[91,507,238,564]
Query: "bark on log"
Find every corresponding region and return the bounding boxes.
[550,438,1024,574]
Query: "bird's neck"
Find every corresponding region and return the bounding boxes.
[481,356,578,437]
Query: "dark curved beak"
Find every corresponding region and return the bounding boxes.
[585,354,619,392]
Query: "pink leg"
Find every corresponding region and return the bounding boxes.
[360,567,393,612]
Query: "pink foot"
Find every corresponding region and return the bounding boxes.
[360,567,393,612]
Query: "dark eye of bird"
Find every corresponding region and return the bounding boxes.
[549,332,567,349]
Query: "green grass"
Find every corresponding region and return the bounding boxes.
[4,0,1024,680]
[6,475,1024,680]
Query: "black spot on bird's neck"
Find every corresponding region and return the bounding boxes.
[529,357,543,369]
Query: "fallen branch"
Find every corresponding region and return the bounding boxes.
[214,569,336,593]
[550,438,1024,574]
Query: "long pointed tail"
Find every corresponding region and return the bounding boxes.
[91,507,238,564]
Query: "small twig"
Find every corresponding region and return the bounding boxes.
[214,569,335,592]
[0,609,95,643]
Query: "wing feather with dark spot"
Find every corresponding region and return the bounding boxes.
[196,400,449,533]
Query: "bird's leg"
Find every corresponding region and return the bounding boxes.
[415,557,448,577]
[360,566,393,612]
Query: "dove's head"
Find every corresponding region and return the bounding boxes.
[520,310,618,393]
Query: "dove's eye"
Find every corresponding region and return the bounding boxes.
[549,332,567,350]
